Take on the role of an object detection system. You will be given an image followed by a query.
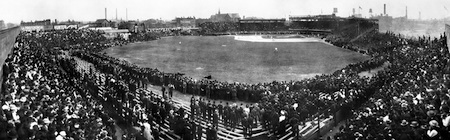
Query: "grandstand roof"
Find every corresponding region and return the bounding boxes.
[239,19,286,23]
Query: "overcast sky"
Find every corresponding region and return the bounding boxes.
[1,0,450,23]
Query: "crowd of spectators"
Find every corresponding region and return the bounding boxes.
[198,22,239,35]
[239,22,288,32]
[1,31,115,140]
[71,48,224,140]
[333,34,450,140]
[2,23,449,140]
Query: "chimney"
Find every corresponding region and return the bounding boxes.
[384,4,386,15]
[419,12,421,20]
[406,6,408,19]
[105,8,107,19]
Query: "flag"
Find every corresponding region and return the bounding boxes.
[359,6,362,10]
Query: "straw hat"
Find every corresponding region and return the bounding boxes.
[410,121,419,127]
[400,120,409,126]
[429,120,439,127]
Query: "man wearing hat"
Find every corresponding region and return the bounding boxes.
[400,120,409,126]
[206,123,217,140]
[398,120,413,140]
[427,120,441,140]
[409,121,423,140]
[152,124,160,140]
[223,102,231,128]
[213,109,219,128]
[207,101,213,123]
[217,101,223,120]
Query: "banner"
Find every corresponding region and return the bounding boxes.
[446,24,450,53]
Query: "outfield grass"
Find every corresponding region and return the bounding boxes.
[103,36,369,83]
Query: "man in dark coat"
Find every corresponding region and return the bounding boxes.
[168,83,174,98]
[290,114,300,139]
[230,106,237,131]
[201,99,207,119]
[161,85,166,97]
[152,125,160,140]
[218,101,224,120]
[135,126,147,140]
[206,124,218,140]
[224,102,231,128]
[207,101,212,122]
[213,109,219,127]
[209,102,216,123]
[159,106,167,124]
[242,115,251,138]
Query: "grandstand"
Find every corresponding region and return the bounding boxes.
[2,7,449,140]
[238,19,287,31]
[195,14,378,37]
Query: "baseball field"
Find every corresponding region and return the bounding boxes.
[103,36,369,83]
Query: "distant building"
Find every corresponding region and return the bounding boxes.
[20,19,51,26]
[142,19,168,28]
[372,15,393,32]
[352,14,363,18]
[58,20,81,25]
[118,21,146,32]
[210,10,240,22]
[103,29,130,39]
[20,19,52,31]
[173,17,196,28]
[6,23,16,29]
[92,19,111,27]
[54,20,81,30]
[0,20,5,30]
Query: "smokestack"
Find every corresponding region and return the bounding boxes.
[116,8,118,20]
[126,8,128,21]
[105,8,107,19]
[419,12,421,20]
[384,4,386,15]
[406,6,408,19]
